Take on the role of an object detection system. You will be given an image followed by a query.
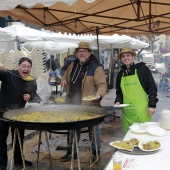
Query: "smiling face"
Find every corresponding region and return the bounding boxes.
[18,61,32,78]
[77,48,91,65]
[120,52,135,68]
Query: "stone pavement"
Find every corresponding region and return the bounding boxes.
[7,120,123,170]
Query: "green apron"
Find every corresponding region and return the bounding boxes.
[120,69,151,134]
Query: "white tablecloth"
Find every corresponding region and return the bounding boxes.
[104,123,170,170]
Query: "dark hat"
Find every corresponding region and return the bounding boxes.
[75,42,92,52]
[117,47,136,59]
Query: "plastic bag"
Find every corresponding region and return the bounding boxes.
[36,71,53,104]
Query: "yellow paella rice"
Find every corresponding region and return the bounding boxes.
[23,76,34,81]
[84,95,96,99]
[55,97,65,103]
[112,141,134,151]
[142,141,161,150]
[125,138,140,146]
[11,111,101,122]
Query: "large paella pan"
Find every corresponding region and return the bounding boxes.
[3,105,107,130]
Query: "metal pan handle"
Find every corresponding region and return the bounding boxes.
[0,118,12,122]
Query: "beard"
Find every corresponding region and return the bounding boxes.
[79,58,89,65]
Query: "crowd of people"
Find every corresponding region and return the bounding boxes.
[0,42,158,170]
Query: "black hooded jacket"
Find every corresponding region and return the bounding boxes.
[115,62,158,108]
[68,54,99,104]
[0,69,37,110]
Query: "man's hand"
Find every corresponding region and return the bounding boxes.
[23,94,31,102]
[114,102,120,106]
[61,80,66,86]
[148,108,156,115]
[92,94,101,101]
[0,63,5,70]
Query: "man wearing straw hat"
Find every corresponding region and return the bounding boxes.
[60,42,107,162]
[115,47,158,134]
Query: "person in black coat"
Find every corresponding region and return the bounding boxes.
[0,57,37,170]
[46,54,57,71]
[60,52,76,76]
[115,61,158,108]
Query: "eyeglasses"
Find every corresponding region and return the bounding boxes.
[77,49,89,53]
[21,65,32,70]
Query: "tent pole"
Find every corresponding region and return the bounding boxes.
[149,0,151,31]
[108,44,113,90]
[96,26,100,62]
[50,55,52,70]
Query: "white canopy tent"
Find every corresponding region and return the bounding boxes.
[0,22,149,62]
[43,33,149,51]
[43,32,96,44]
[0,23,149,51]
[138,50,152,54]
[90,34,149,49]
[0,23,51,42]
[0,23,80,54]
[162,53,170,57]
[0,27,15,41]
[21,41,78,54]
[0,0,95,10]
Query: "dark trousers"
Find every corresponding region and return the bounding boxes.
[0,120,24,168]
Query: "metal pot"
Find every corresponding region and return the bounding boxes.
[3,105,107,130]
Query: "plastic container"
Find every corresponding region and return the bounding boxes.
[49,71,56,86]
[160,109,170,130]
[112,154,122,170]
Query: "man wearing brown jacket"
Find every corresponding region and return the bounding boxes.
[60,42,107,162]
